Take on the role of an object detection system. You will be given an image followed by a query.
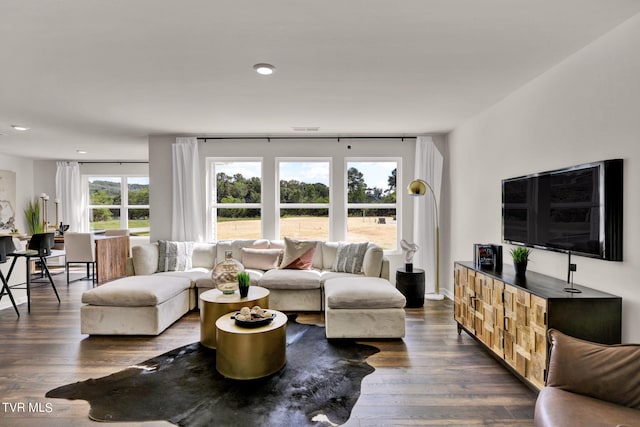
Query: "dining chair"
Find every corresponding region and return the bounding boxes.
[64,232,96,284]
[0,235,20,316]
[6,232,60,312]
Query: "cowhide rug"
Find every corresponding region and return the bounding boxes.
[46,319,379,426]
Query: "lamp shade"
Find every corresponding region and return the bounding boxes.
[407,179,427,196]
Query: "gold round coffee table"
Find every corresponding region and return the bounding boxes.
[199,286,269,349]
[215,310,287,380]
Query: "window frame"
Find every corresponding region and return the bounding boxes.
[276,157,332,240]
[344,157,402,253]
[206,157,264,242]
[85,174,150,233]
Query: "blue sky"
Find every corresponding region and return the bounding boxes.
[347,161,396,190]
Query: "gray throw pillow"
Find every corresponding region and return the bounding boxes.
[332,242,368,274]
[157,240,194,272]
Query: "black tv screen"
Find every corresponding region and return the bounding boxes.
[502,159,623,261]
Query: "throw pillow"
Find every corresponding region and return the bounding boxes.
[280,237,317,270]
[241,248,283,270]
[157,240,194,272]
[332,242,368,274]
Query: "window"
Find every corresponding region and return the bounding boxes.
[346,160,399,250]
[209,160,262,240]
[277,159,331,240]
[88,176,149,234]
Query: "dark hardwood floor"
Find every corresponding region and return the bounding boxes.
[0,271,536,426]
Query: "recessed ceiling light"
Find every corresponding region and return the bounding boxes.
[11,125,29,131]
[253,63,275,75]
[76,150,88,154]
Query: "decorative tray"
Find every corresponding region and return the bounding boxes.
[231,311,276,328]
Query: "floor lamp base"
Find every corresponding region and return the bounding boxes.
[425,293,445,301]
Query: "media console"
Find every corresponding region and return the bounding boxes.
[453,261,622,390]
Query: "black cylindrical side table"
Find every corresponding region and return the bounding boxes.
[396,267,425,308]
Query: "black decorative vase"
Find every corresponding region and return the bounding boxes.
[405,263,413,273]
[514,261,528,278]
[239,286,249,298]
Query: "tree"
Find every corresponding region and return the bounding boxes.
[366,187,384,202]
[347,167,367,203]
[387,168,396,192]
[128,186,149,205]
[92,208,113,222]
[382,168,397,203]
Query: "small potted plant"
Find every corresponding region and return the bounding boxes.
[237,271,251,298]
[510,247,531,278]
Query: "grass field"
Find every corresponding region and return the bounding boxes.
[91,217,396,248]
[90,219,150,235]
[218,216,397,249]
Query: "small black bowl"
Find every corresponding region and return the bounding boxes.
[231,311,276,328]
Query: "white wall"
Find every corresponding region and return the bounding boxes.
[148,135,447,281]
[448,14,640,341]
[0,153,34,310]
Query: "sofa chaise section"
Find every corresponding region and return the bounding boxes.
[80,275,191,335]
[324,277,406,338]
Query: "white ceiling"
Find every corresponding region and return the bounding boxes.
[2,0,640,161]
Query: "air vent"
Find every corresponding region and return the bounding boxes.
[292,127,319,132]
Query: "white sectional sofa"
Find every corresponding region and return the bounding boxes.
[81,238,406,336]
[129,239,390,311]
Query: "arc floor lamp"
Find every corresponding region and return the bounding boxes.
[408,179,444,301]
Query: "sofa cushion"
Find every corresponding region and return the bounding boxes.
[241,248,283,270]
[82,275,191,307]
[154,269,210,286]
[195,268,264,289]
[157,240,193,272]
[280,237,317,270]
[324,277,406,309]
[191,243,216,269]
[216,239,270,263]
[260,268,321,290]
[321,242,340,270]
[320,271,363,283]
[546,329,640,409]
[132,243,159,276]
[332,242,368,274]
[362,243,384,277]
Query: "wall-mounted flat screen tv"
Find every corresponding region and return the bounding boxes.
[502,159,623,261]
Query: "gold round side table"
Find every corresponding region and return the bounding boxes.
[199,286,269,349]
[215,310,287,380]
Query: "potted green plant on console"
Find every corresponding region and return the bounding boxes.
[510,247,531,278]
[237,272,251,298]
[24,198,43,235]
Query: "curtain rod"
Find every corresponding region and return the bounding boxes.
[199,136,416,142]
[78,161,149,164]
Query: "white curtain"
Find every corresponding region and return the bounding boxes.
[55,161,87,232]
[413,136,443,294]
[171,137,204,242]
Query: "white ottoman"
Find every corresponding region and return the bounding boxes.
[80,275,191,335]
[324,277,406,339]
